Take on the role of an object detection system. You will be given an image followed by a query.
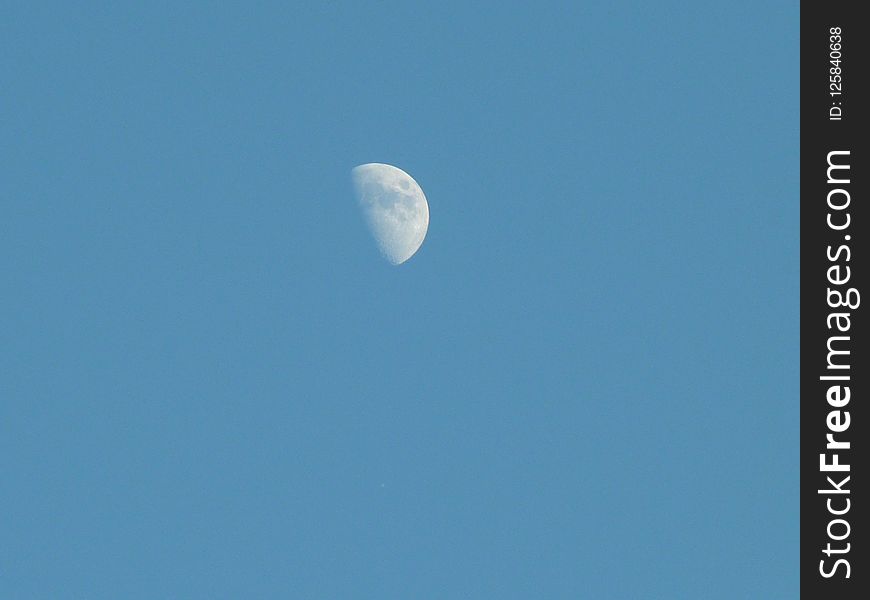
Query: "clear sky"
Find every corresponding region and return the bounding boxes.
[1,2,798,598]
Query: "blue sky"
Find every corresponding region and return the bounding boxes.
[1,2,798,598]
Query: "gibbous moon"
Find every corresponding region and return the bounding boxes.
[351,163,429,265]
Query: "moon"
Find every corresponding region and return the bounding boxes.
[351,163,429,265]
